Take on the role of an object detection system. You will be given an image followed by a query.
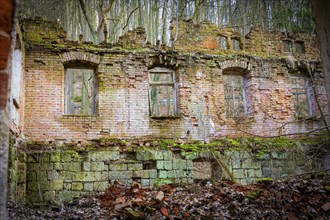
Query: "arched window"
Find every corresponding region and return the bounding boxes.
[149,67,177,117]
[64,65,97,115]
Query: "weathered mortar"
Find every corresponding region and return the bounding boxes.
[7,18,330,204]
[19,18,329,142]
[8,137,324,204]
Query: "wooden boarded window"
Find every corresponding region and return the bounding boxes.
[149,67,177,117]
[291,76,311,117]
[223,74,246,117]
[65,68,97,115]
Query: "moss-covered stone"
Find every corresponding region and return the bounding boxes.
[136,149,163,160]
[127,163,143,171]
[109,164,127,171]
[71,182,83,191]
[90,151,119,161]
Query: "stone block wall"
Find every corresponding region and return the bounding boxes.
[8,138,321,204]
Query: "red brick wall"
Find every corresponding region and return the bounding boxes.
[21,19,329,142]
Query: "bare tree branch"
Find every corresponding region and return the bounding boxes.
[122,6,139,31]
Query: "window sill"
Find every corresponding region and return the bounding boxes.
[295,115,321,121]
[150,116,180,120]
[62,114,99,118]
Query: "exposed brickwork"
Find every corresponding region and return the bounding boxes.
[19,18,329,142]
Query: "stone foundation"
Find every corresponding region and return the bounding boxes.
[8,138,323,204]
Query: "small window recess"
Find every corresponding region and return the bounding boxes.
[149,67,178,118]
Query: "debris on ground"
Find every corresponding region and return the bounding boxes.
[7,174,330,219]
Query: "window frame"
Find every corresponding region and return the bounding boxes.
[223,73,247,117]
[291,75,312,118]
[148,67,178,118]
[218,35,228,50]
[64,66,98,116]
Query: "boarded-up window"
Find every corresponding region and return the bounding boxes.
[218,36,227,50]
[231,38,241,51]
[294,41,304,54]
[149,67,177,117]
[291,76,311,117]
[223,74,246,117]
[283,40,292,53]
[65,68,96,115]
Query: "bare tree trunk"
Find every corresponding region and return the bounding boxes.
[161,0,168,44]
[311,0,330,171]
[312,0,330,116]
[0,0,16,218]
[217,0,221,27]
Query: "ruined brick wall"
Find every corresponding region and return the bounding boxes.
[0,0,15,216]
[20,18,329,143]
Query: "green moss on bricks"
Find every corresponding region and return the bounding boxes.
[71,182,83,191]
[61,150,81,162]
[153,178,174,187]
[159,139,178,149]
[50,152,61,162]
[256,178,273,183]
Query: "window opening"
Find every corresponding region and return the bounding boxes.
[291,76,311,117]
[65,68,97,115]
[218,36,227,50]
[294,41,304,54]
[283,40,292,53]
[223,74,246,117]
[231,38,241,51]
[149,67,177,117]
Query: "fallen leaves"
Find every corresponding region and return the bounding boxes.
[7,174,330,219]
[98,174,330,219]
